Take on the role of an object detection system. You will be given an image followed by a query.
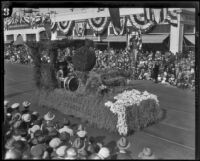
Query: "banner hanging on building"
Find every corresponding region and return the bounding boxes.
[88,17,110,35]
[57,20,74,34]
[129,12,155,33]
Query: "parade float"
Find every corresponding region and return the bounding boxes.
[28,38,163,136]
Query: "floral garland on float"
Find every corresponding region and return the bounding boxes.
[57,20,74,34]
[88,17,110,35]
[105,89,159,135]
[129,13,155,33]
[75,21,87,37]
[112,16,127,36]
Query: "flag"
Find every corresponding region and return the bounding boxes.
[109,8,121,34]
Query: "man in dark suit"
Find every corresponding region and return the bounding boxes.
[153,61,160,83]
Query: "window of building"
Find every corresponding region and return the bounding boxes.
[39,31,48,41]
[184,24,195,34]
[26,34,36,42]
[6,35,14,41]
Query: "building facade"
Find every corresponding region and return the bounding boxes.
[4,8,195,53]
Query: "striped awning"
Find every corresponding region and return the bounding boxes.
[142,34,169,43]
[184,35,195,45]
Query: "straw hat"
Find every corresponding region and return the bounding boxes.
[22,113,31,122]
[49,137,61,149]
[22,101,31,108]
[117,137,130,150]
[56,145,68,157]
[66,148,77,158]
[44,111,55,121]
[97,147,110,159]
[29,125,40,134]
[11,103,20,109]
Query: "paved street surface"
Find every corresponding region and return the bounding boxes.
[4,62,195,159]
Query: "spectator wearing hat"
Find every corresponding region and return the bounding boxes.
[73,137,87,159]
[59,131,71,146]
[55,145,68,159]
[59,119,74,137]
[30,143,48,159]
[65,147,78,160]
[97,147,111,160]
[115,137,133,159]
[138,147,156,159]
[30,111,40,126]
[11,103,20,115]
[49,137,62,158]
[21,113,32,128]
[21,101,31,115]
[10,112,22,127]
[42,111,56,132]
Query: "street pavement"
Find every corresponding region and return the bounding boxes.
[4,62,195,159]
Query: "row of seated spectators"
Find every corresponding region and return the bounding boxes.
[3,100,157,160]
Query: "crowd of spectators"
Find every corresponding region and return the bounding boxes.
[4,44,32,64]
[3,100,157,160]
[94,48,195,90]
[4,44,195,90]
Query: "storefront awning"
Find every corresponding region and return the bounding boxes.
[102,36,126,42]
[184,35,195,45]
[5,40,14,44]
[142,34,169,43]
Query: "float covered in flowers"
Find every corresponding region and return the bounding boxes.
[105,89,159,135]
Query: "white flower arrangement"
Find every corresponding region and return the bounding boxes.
[105,89,159,135]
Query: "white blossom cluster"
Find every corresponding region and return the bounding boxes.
[105,89,159,135]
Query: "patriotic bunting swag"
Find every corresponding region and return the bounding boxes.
[88,17,110,35]
[75,21,87,37]
[129,13,155,33]
[57,20,74,34]
[112,17,127,36]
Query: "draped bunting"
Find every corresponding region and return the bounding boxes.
[57,20,74,34]
[144,8,177,26]
[112,17,127,36]
[129,13,155,33]
[51,22,57,33]
[88,17,110,35]
[75,21,87,37]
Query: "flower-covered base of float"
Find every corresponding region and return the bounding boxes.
[105,89,160,135]
[38,85,163,136]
